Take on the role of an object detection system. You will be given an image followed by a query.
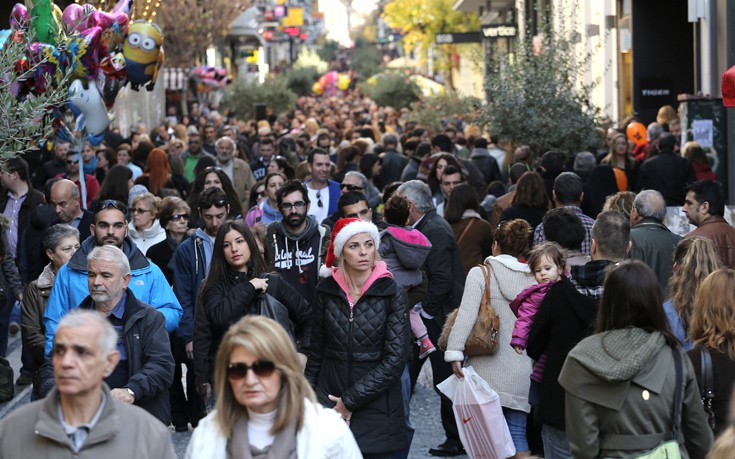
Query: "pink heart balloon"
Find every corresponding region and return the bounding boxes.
[10,3,29,31]
[62,4,88,33]
[88,10,129,56]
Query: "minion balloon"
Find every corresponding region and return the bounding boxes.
[123,20,164,91]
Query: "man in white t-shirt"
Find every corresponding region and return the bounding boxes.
[305,148,340,224]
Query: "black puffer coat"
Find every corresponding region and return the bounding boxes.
[202,270,311,368]
[305,275,410,454]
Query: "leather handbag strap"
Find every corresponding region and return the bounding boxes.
[701,348,715,401]
[479,263,492,307]
[671,347,683,440]
[456,219,476,245]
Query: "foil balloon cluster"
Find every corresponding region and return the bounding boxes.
[192,65,230,92]
[312,71,351,96]
[2,0,165,146]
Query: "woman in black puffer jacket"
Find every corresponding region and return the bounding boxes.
[305,218,410,458]
[199,221,311,387]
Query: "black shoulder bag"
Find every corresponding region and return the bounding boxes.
[700,348,716,431]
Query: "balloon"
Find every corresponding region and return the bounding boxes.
[96,52,127,108]
[112,0,133,15]
[123,20,164,90]
[337,73,350,90]
[66,26,102,79]
[88,10,129,56]
[28,41,63,92]
[10,4,28,31]
[61,4,89,33]
[68,79,110,137]
[87,131,105,147]
[29,0,59,45]
[0,30,10,49]
[312,82,324,96]
[626,121,647,146]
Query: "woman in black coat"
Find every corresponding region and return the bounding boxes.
[305,218,410,458]
[199,221,311,382]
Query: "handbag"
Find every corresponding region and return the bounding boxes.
[248,276,295,341]
[437,366,516,459]
[699,348,716,431]
[437,264,500,356]
[632,348,684,459]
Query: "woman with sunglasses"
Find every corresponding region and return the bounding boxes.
[147,197,191,285]
[127,192,166,256]
[197,221,311,402]
[185,315,360,459]
[305,218,410,458]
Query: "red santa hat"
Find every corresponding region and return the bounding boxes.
[320,217,380,277]
[723,65,735,107]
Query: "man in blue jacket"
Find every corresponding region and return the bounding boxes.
[172,188,229,428]
[43,200,182,356]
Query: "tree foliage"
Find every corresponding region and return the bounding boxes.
[222,77,296,120]
[481,5,606,157]
[382,0,479,87]
[157,0,248,68]
[0,32,76,159]
[351,38,382,80]
[359,73,420,109]
[409,92,482,134]
[282,66,320,97]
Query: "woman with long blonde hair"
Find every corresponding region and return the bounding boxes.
[664,237,721,350]
[687,269,735,436]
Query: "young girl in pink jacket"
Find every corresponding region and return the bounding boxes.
[510,242,566,405]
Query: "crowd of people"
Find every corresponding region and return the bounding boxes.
[0,92,731,459]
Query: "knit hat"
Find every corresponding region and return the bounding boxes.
[320,218,380,277]
[723,65,735,107]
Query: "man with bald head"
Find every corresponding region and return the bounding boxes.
[627,189,681,291]
[21,180,93,284]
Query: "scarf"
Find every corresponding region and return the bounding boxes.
[227,416,297,459]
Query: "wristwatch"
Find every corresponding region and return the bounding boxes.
[125,387,135,401]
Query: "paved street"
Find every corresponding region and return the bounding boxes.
[0,333,467,458]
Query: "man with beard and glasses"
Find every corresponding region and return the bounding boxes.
[265,180,330,304]
[40,246,174,425]
[43,200,182,357]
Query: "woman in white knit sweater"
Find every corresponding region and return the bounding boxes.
[445,219,536,458]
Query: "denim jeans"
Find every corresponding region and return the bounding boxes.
[503,407,529,452]
[541,424,572,459]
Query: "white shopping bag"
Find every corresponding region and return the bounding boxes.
[438,366,516,459]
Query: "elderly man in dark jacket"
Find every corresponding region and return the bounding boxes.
[627,190,681,292]
[398,180,466,457]
[40,245,174,425]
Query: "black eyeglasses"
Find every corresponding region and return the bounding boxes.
[131,208,152,214]
[226,360,276,380]
[341,183,364,192]
[95,199,128,214]
[280,201,307,211]
[170,214,189,221]
[316,190,323,208]
[66,159,79,165]
[257,191,266,198]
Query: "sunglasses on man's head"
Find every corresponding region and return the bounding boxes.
[199,198,228,210]
[95,199,128,214]
[226,360,276,380]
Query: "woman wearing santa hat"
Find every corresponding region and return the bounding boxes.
[305,217,411,458]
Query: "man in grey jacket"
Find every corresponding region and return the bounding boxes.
[0,309,174,457]
[627,190,681,292]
